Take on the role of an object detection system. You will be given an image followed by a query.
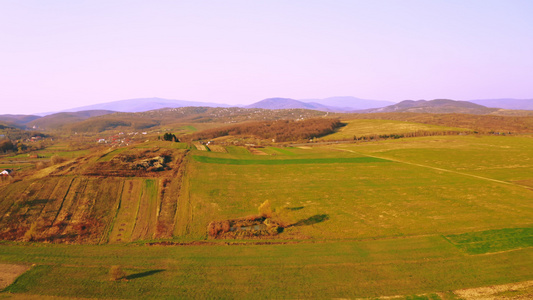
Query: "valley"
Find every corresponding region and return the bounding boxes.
[0,107,532,299]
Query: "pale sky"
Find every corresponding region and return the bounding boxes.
[1,0,532,114]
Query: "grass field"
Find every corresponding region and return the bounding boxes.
[0,237,531,299]
[1,133,533,298]
[322,119,471,140]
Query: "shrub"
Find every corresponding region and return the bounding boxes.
[258,200,273,218]
[50,155,67,165]
[22,222,39,242]
[35,161,48,170]
[109,265,126,281]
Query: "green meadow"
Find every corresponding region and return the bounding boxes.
[322,119,470,140]
[1,134,533,299]
[1,237,532,299]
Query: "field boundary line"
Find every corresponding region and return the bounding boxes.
[330,147,532,190]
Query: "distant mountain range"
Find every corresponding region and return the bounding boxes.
[246,98,333,111]
[300,96,396,110]
[2,97,533,130]
[30,96,533,115]
[247,97,394,112]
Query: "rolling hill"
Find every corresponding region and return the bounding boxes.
[0,114,41,128]
[58,97,232,113]
[300,96,396,110]
[246,98,333,111]
[247,97,397,112]
[360,99,498,114]
[28,110,116,130]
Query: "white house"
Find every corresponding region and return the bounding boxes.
[1,169,13,176]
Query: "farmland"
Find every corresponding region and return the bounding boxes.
[0,118,533,298]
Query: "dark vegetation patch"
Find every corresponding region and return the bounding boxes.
[85,148,177,177]
[190,118,343,142]
[192,155,389,165]
[207,216,285,239]
[444,227,533,254]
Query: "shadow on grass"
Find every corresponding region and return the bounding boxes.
[291,214,329,227]
[126,269,165,280]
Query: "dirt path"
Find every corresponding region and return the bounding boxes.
[331,147,532,190]
[454,280,533,300]
[0,264,31,290]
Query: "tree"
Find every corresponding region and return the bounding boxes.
[163,133,179,142]
[0,140,15,153]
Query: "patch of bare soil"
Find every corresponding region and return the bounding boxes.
[248,147,267,155]
[0,264,31,290]
[513,179,533,189]
[454,280,533,300]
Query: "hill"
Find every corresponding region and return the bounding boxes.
[28,110,116,130]
[360,99,498,114]
[58,97,232,113]
[246,98,333,111]
[246,97,395,112]
[0,114,41,128]
[58,107,329,133]
[300,96,396,110]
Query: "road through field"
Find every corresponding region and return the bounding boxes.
[331,147,533,190]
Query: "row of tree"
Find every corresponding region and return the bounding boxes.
[352,130,472,142]
[0,139,46,154]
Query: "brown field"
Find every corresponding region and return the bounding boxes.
[248,147,268,155]
[130,179,159,241]
[107,179,142,243]
[0,148,187,244]
[206,144,226,152]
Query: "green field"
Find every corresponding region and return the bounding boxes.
[1,134,533,299]
[1,237,532,299]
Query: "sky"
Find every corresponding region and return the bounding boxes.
[1,0,532,114]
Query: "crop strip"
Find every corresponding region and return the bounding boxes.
[45,177,74,226]
[129,180,146,241]
[99,180,125,245]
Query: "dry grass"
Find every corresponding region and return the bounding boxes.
[454,280,533,300]
[0,264,31,290]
